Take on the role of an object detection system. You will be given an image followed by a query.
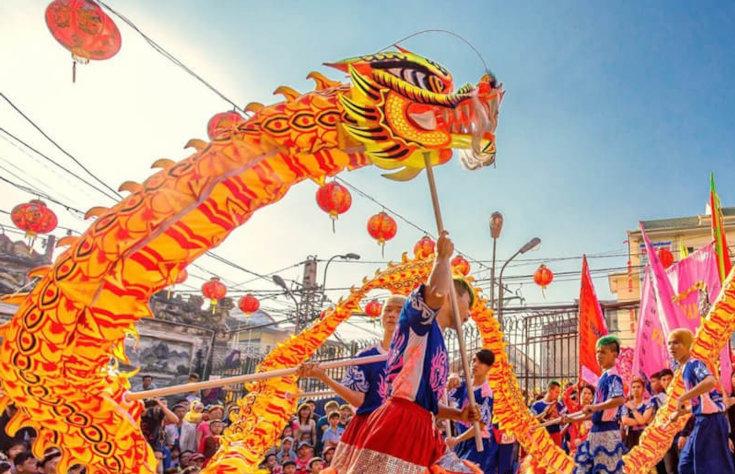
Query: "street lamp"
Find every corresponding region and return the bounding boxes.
[321,253,360,290]
[489,212,504,308]
[497,237,541,327]
[272,275,302,330]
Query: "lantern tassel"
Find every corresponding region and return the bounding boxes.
[381,241,385,258]
[72,60,76,84]
[211,299,217,314]
[331,217,336,234]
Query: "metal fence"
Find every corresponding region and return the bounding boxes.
[214,302,639,405]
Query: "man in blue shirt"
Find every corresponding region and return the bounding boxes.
[531,381,565,447]
[573,336,626,474]
[669,328,734,474]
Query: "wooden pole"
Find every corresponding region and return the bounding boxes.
[126,353,388,401]
[423,152,483,452]
[535,410,586,429]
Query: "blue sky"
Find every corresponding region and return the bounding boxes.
[1,1,734,339]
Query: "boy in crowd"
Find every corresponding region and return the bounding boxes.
[321,412,344,451]
[531,381,565,446]
[668,328,735,473]
[446,349,498,472]
[572,336,626,474]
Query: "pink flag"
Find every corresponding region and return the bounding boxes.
[632,269,668,379]
[668,243,732,393]
[640,225,689,331]
[638,229,733,392]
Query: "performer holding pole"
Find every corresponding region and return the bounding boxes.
[668,328,735,474]
[297,294,406,472]
[446,349,499,472]
[336,231,480,472]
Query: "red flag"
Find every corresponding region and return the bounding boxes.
[578,255,609,385]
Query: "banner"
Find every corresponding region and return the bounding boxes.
[578,255,608,385]
[636,235,732,392]
[632,269,668,379]
[669,242,732,393]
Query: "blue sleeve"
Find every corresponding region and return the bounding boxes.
[341,364,369,393]
[608,375,624,398]
[530,401,543,415]
[402,285,438,336]
[481,395,493,426]
[690,359,712,384]
[448,382,467,408]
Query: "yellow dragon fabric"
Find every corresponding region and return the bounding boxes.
[0,50,502,473]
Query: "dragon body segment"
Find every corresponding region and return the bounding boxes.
[0,50,502,472]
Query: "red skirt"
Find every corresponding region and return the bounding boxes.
[327,413,370,472]
[339,398,446,473]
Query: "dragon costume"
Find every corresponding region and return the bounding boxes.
[1,47,732,474]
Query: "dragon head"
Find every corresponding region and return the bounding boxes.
[328,48,503,180]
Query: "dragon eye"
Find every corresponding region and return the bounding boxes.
[377,62,446,94]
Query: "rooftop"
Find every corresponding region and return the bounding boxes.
[635,207,735,233]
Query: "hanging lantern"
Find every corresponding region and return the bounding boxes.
[315,181,352,232]
[658,247,675,269]
[11,200,58,246]
[238,294,260,315]
[207,111,245,141]
[367,212,397,256]
[451,255,471,276]
[364,300,383,318]
[201,277,227,313]
[45,0,122,82]
[413,236,436,259]
[533,264,554,297]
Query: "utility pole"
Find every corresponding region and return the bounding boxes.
[297,255,320,332]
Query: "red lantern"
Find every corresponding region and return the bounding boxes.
[533,264,554,297]
[201,277,227,313]
[315,182,352,232]
[45,0,122,82]
[367,212,397,256]
[658,247,675,269]
[207,111,245,141]
[364,300,383,318]
[451,255,471,276]
[413,236,436,259]
[238,294,260,315]
[11,200,58,246]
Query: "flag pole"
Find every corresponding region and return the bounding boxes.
[423,152,484,452]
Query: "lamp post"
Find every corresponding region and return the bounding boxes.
[497,237,541,327]
[489,212,504,309]
[321,253,360,291]
[272,275,302,331]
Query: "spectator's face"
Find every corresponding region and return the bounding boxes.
[660,374,673,390]
[210,422,224,435]
[310,461,325,472]
[180,453,192,467]
[209,408,224,420]
[42,457,60,474]
[266,455,277,467]
[306,402,316,414]
[581,387,594,405]
[142,377,153,388]
[284,466,296,474]
[174,407,186,419]
[547,386,560,400]
[631,381,644,398]
[298,447,310,459]
[282,427,293,438]
[324,450,334,462]
[282,440,291,451]
[329,416,339,427]
[8,444,25,460]
[650,376,661,392]
[17,457,38,473]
